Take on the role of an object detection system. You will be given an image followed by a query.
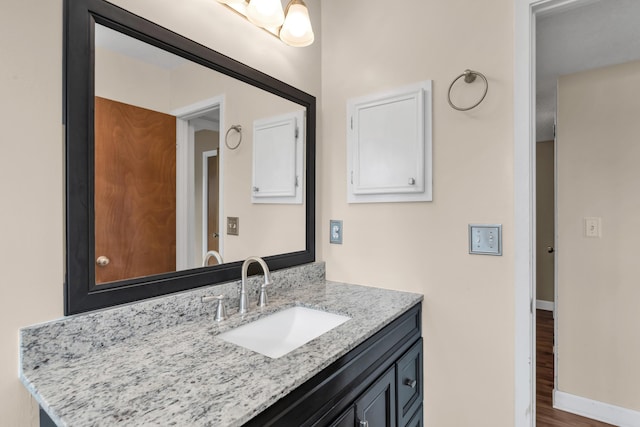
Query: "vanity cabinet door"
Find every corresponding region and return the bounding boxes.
[355,366,396,427]
[330,406,355,427]
[396,338,423,426]
[404,405,423,427]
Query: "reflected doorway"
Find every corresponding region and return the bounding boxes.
[203,149,220,264]
[174,96,224,270]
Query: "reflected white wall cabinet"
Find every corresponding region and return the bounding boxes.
[252,110,305,204]
[347,81,432,203]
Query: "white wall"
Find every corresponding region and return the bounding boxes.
[321,1,515,426]
[0,0,320,425]
[557,60,640,411]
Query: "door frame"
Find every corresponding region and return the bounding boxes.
[514,1,590,426]
[202,149,221,259]
[172,95,225,270]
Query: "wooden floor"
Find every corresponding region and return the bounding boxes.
[536,310,614,427]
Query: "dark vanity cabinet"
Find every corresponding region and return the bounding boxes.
[245,303,423,427]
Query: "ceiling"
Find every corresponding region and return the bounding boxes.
[536,0,640,141]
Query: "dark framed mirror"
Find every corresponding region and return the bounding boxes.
[64,0,315,315]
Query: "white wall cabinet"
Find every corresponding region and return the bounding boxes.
[252,110,304,204]
[347,81,432,203]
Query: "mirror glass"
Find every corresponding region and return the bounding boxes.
[64,0,315,314]
[93,25,305,284]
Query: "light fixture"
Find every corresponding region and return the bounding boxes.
[216,0,314,47]
[247,0,285,29]
[279,0,314,47]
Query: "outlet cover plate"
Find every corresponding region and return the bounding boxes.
[469,224,502,256]
[330,220,343,244]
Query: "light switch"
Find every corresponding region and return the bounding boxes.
[584,217,601,238]
[469,224,502,256]
[227,217,239,236]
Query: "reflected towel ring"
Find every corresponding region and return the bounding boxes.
[447,69,488,111]
[225,125,242,150]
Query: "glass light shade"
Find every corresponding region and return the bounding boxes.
[247,0,285,29]
[216,0,247,5]
[279,0,314,47]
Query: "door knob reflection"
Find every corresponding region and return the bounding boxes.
[96,256,110,266]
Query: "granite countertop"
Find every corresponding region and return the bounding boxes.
[20,263,423,426]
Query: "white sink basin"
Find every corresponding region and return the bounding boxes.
[216,306,351,358]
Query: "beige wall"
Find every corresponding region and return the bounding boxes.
[557,60,640,410]
[536,140,555,303]
[0,1,64,424]
[0,0,320,425]
[321,1,514,426]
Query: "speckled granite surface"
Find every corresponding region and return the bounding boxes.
[20,262,423,427]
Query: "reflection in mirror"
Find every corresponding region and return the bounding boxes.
[93,25,306,284]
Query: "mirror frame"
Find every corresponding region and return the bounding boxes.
[64,0,315,315]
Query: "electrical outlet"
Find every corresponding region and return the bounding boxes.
[330,220,343,244]
[227,217,239,236]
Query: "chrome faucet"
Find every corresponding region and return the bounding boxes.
[239,256,272,314]
[203,250,223,267]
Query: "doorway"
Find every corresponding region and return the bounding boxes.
[517,1,640,426]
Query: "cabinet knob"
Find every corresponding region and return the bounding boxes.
[96,256,110,267]
[404,378,417,388]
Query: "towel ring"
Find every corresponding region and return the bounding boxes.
[225,125,242,150]
[447,69,488,111]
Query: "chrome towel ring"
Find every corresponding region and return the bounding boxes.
[447,69,488,111]
[225,124,242,150]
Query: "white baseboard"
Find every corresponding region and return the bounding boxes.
[536,299,555,311]
[554,390,640,427]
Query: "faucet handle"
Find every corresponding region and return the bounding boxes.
[202,294,228,321]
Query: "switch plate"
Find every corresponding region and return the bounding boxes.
[469,224,502,256]
[330,220,343,244]
[584,217,601,238]
[227,217,239,236]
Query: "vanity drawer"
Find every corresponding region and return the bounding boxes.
[396,338,423,427]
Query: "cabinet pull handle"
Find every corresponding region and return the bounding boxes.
[404,378,417,388]
[359,421,369,427]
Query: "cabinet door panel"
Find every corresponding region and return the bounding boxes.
[356,367,396,427]
[404,405,423,427]
[396,338,423,426]
[330,406,355,427]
